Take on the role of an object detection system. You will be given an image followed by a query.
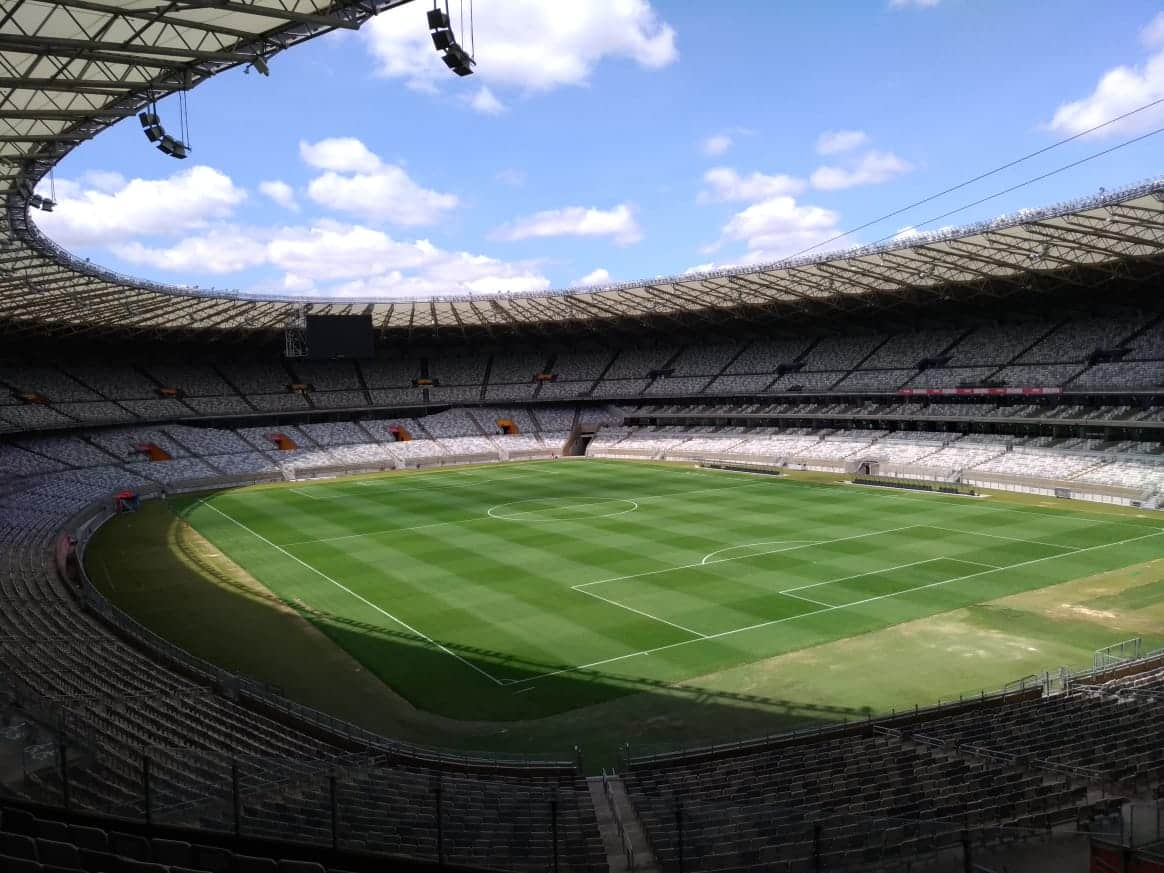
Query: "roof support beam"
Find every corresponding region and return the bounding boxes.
[0,33,251,64]
[166,0,365,31]
[0,78,140,95]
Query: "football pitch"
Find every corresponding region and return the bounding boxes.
[143,458,1164,723]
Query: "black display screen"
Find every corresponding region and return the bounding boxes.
[306,314,375,360]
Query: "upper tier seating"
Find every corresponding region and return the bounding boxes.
[605,348,677,380]
[66,365,159,400]
[144,363,236,396]
[489,351,550,384]
[428,354,489,386]
[0,367,101,402]
[667,344,741,378]
[1016,314,1148,363]
[863,328,963,368]
[946,321,1050,366]
[358,357,421,388]
[551,349,614,381]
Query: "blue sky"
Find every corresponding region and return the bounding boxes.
[35,0,1164,299]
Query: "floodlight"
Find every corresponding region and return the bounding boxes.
[138,112,160,128]
[443,45,474,76]
[251,55,270,76]
[158,135,189,159]
[431,28,454,50]
[427,8,449,29]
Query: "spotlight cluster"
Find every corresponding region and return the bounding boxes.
[16,178,53,212]
[427,7,474,77]
[138,111,189,159]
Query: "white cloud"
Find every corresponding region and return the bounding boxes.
[701,134,732,156]
[469,85,507,115]
[815,129,868,155]
[298,137,381,173]
[1141,11,1164,47]
[259,180,299,211]
[810,151,913,190]
[111,219,550,298]
[492,203,642,245]
[113,227,268,274]
[1046,49,1164,138]
[307,168,457,225]
[889,0,941,8]
[80,170,126,193]
[299,137,458,225]
[575,267,611,285]
[35,165,245,247]
[363,0,677,95]
[495,168,526,187]
[698,167,805,203]
[720,196,842,263]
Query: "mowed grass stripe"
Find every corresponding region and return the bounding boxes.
[180,461,1164,719]
[297,518,690,678]
[502,523,1164,689]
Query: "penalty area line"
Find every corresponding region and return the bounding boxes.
[508,528,1164,688]
[570,584,708,638]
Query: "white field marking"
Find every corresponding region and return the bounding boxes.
[487,497,639,522]
[290,488,321,500]
[573,525,923,591]
[701,540,819,565]
[281,479,770,547]
[778,557,953,595]
[572,584,707,638]
[201,501,507,687]
[782,557,1002,601]
[780,591,834,608]
[512,686,535,696]
[503,527,1164,687]
[956,558,1007,570]
[921,525,1079,552]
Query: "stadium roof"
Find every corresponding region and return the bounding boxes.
[2,3,1164,341]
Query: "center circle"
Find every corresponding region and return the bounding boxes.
[487,497,639,522]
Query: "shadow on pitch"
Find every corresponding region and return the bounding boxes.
[163,517,878,768]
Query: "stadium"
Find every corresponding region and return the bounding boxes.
[1,2,1163,872]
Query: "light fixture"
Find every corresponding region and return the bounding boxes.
[158,135,189,159]
[427,3,475,77]
[139,103,189,159]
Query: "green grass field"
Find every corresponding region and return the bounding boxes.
[86,459,1164,745]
